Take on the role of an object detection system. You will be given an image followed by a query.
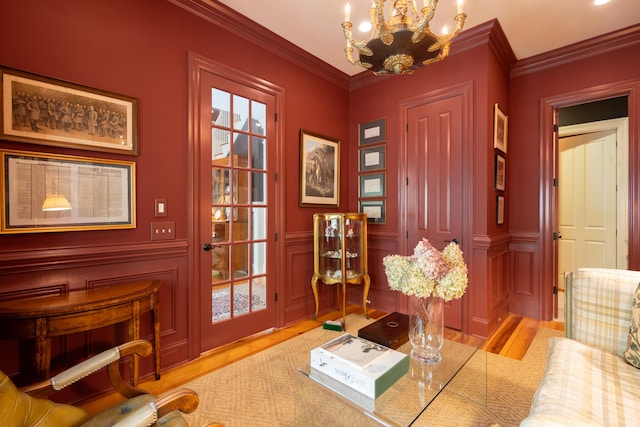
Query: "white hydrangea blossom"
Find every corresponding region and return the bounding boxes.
[382,239,468,301]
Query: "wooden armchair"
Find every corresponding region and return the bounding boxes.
[0,340,198,426]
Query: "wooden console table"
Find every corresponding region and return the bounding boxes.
[0,280,161,385]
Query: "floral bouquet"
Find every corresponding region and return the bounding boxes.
[382,238,468,301]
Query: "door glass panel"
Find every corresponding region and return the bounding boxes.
[252,171,266,204]
[252,207,266,240]
[252,242,266,275]
[252,277,267,311]
[233,280,250,316]
[236,171,250,204]
[233,242,249,278]
[212,284,231,321]
[233,95,249,130]
[233,132,249,167]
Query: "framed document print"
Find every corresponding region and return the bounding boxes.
[359,173,386,198]
[359,200,386,224]
[358,118,386,145]
[496,195,505,225]
[495,154,506,191]
[359,145,386,172]
[1,149,135,233]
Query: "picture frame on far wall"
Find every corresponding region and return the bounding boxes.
[0,66,138,155]
[493,103,507,153]
[1,149,136,234]
[358,117,386,145]
[359,173,386,198]
[359,145,386,172]
[359,200,386,224]
[495,153,506,191]
[496,195,505,225]
[299,129,340,207]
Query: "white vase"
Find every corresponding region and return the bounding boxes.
[409,296,444,364]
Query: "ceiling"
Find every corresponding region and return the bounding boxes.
[217,0,640,76]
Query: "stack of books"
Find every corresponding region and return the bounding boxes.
[309,333,409,400]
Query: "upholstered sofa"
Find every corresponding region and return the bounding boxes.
[521,268,640,426]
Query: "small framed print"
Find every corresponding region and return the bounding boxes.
[359,173,386,198]
[496,195,505,225]
[358,118,386,145]
[495,153,506,191]
[359,200,386,224]
[493,103,508,153]
[359,145,386,172]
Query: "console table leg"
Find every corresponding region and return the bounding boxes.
[152,301,161,380]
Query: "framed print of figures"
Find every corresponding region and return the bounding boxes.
[359,200,386,224]
[495,154,506,191]
[358,118,386,145]
[359,145,386,172]
[1,67,138,155]
[299,129,339,207]
[1,149,136,233]
[493,103,507,153]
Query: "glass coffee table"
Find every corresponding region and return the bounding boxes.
[294,329,486,426]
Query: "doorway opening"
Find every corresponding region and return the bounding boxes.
[554,96,628,322]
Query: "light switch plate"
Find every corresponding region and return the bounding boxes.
[155,198,167,217]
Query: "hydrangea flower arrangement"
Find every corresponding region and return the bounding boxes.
[382,238,468,301]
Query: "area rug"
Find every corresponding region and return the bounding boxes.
[181,315,561,427]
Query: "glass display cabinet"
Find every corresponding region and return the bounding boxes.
[311,213,370,323]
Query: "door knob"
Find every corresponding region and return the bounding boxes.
[203,243,218,251]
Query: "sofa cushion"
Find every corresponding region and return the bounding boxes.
[524,337,640,425]
[624,283,640,369]
[567,268,640,356]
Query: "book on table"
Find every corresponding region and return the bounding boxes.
[309,333,409,399]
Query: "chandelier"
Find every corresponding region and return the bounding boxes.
[342,0,467,75]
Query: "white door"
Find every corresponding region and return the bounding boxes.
[558,129,618,280]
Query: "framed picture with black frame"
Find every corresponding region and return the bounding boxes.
[358,145,386,171]
[359,173,386,198]
[359,200,386,224]
[358,118,386,145]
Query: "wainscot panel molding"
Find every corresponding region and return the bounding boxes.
[283,231,316,324]
[509,232,541,318]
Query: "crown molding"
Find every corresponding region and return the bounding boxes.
[512,23,640,77]
[166,0,351,89]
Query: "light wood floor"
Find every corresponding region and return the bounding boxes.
[78,305,563,415]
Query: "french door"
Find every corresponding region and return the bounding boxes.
[197,68,278,351]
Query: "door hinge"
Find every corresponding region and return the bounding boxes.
[274,172,278,182]
[553,123,559,132]
[406,230,409,239]
[275,292,278,302]
[275,232,278,242]
[275,112,278,122]
[553,286,558,295]
[553,178,558,186]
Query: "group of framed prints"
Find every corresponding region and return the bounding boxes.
[0,66,138,234]
[357,117,387,224]
[493,103,507,225]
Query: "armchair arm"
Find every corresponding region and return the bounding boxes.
[21,340,152,399]
[111,389,199,427]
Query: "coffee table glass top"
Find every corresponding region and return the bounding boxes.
[295,329,486,426]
